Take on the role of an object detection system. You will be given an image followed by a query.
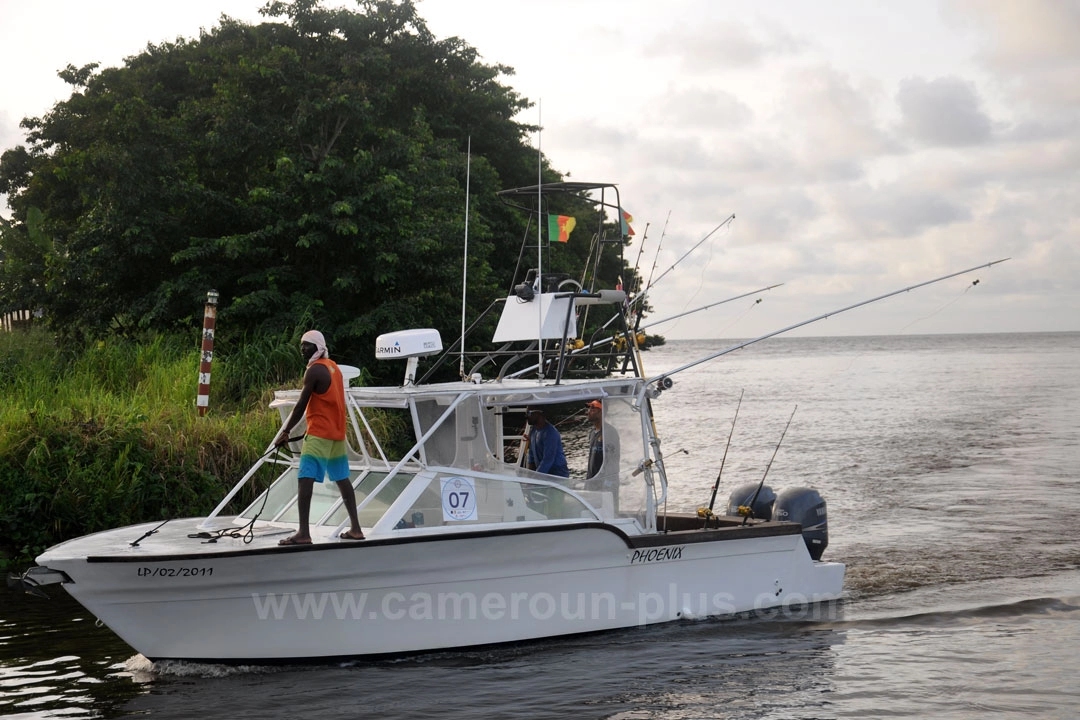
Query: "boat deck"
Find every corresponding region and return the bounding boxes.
[640,512,802,547]
[39,512,806,564]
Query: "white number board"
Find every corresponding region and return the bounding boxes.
[441,476,477,522]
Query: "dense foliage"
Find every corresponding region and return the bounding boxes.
[0,0,639,380]
[0,328,285,569]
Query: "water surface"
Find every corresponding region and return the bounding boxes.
[3,332,1078,719]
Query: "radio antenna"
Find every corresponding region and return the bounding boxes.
[459,136,472,380]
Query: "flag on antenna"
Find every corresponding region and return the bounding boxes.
[620,210,635,237]
[548,214,576,243]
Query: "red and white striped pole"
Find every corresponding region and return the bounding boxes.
[197,289,219,417]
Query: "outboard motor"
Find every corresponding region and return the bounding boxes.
[772,487,829,561]
[726,483,776,521]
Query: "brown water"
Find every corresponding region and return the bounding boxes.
[3,332,1079,719]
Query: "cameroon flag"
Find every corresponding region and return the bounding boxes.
[548,214,576,243]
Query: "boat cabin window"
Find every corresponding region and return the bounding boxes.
[413,395,501,470]
[593,396,644,518]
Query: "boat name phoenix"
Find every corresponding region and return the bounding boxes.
[630,546,684,564]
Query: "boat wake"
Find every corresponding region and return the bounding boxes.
[824,594,1080,631]
[123,654,289,679]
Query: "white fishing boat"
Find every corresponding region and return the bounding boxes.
[23,182,1000,663]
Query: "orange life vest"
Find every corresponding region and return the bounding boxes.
[305,358,346,441]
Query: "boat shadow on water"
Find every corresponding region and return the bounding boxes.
[123,611,854,720]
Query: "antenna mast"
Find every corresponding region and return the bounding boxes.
[458,136,472,380]
[536,103,545,378]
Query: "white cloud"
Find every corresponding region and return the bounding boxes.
[896,76,993,147]
[945,0,1080,107]
[645,17,806,71]
[643,86,754,130]
[832,184,972,239]
[776,65,896,181]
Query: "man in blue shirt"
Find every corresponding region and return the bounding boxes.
[525,407,569,478]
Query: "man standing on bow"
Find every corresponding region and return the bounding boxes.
[275,330,365,545]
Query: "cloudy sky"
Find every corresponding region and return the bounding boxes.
[1,0,1077,338]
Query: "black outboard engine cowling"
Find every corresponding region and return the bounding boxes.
[772,487,828,561]
[725,483,776,521]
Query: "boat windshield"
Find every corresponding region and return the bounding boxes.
[237,467,415,528]
[385,471,595,530]
[229,381,656,532]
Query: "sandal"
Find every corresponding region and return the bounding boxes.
[339,530,366,541]
[278,535,312,546]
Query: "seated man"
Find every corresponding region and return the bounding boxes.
[584,400,620,502]
[525,407,569,478]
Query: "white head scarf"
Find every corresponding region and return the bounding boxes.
[301,329,329,366]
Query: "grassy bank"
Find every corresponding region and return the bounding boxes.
[0,327,296,570]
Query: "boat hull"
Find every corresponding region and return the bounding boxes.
[37,520,843,662]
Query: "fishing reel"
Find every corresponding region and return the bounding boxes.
[646,376,674,399]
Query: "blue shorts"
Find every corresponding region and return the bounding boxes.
[298,436,350,483]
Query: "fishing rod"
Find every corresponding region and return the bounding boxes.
[744,404,797,526]
[629,222,651,296]
[637,285,782,332]
[503,283,783,380]
[647,258,1011,388]
[624,214,735,351]
[703,389,743,528]
[633,214,735,310]
[639,211,671,300]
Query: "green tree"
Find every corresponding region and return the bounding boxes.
[0,0,641,380]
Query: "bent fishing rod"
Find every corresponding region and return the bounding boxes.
[647,257,1011,388]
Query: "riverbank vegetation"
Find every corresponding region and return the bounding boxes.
[0,327,296,569]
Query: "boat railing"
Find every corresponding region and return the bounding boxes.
[199,442,292,528]
[345,393,393,469]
